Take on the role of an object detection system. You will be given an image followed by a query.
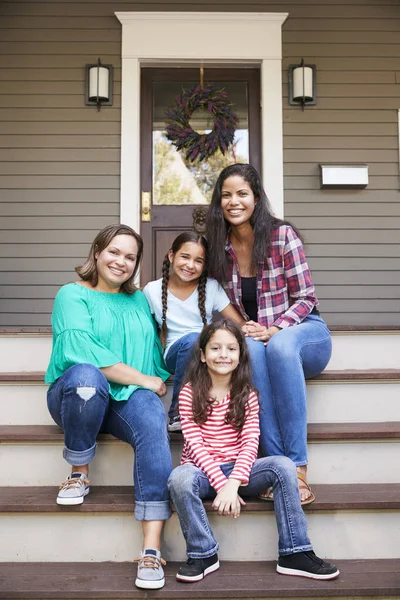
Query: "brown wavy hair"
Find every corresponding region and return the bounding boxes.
[75,224,143,294]
[160,232,208,347]
[183,319,256,430]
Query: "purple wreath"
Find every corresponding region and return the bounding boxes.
[165,84,238,162]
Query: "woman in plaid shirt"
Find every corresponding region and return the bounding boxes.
[205,164,332,505]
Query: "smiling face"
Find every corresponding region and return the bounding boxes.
[95,234,138,293]
[200,328,240,379]
[220,175,257,228]
[169,241,206,284]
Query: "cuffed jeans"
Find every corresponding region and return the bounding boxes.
[168,456,312,559]
[165,332,199,419]
[47,363,173,521]
[246,314,332,466]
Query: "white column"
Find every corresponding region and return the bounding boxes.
[261,59,285,219]
[119,57,141,231]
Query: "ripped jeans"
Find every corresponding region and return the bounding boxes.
[47,363,172,521]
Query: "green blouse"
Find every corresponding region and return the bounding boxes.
[44,283,170,401]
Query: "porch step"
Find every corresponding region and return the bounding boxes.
[1,485,399,562]
[1,423,400,486]
[2,483,400,512]
[1,328,400,372]
[2,370,400,426]
[1,559,399,599]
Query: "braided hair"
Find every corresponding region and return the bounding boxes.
[160,232,208,348]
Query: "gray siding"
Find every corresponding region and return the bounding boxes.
[0,0,399,325]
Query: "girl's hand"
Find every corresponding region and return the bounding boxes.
[212,479,246,519]
[242,321,280,345]
[140,375,167,397]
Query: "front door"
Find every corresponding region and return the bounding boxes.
[140,67,261,284]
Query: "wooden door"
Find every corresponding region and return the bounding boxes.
[140,67,261,284]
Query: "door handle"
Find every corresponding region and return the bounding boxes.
[142,191,151,222]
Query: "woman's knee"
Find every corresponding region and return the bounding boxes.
[63,363,109,396]
[266,332,299,363]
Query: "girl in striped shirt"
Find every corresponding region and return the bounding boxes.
[168,320,339,583]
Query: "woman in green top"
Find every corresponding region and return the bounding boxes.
[45,224,172,590]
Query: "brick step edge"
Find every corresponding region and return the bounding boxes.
[2,369,400,383]
[1,559,399,598]
[1,423,400,443]
[2,483,400,514]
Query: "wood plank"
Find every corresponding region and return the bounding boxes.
[283,18,400,31]
[0,189,120,203]
[283,122,398,135]
[0,95,121,109]
[0,135,120,149]
[0,122,121,134]
[283,57,400,71]
[0,29,121,42]
[0,164,120,176]
[0,108,121,121]
[283,31,400,44]
[283,149,397,162]
[0,204,118,217]
[284,136,398,149]
[284,163,399,176]
[283,109,398,123]
[2,483,400,513]
[0,150,120,162]
[284,175,399,190]
[2,3,400,18]
[0,559,399,598]
[0,81,121,95]
[285,203,400,217]
[1,422,399,443]
[0,177,120,189]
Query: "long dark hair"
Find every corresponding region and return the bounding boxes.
[205,164,300,284]
[183,320,256,430]
[76,224,143,294]
[160,231,208,347]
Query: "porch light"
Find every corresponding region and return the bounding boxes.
[85,58,113,111]
[288,59,316,110]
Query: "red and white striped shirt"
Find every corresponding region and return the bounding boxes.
[179,383,260,492]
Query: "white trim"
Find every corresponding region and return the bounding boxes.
[116,11,288,229]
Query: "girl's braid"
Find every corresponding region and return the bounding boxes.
[197,270,208,328]
[160,254,170,347]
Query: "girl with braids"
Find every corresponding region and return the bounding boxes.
[143,232,244,432]
[205,164,332,505]
[168,320,339,583]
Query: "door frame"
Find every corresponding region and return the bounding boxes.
[115,11,288,235]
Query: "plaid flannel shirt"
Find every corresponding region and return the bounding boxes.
[224,225,318,329]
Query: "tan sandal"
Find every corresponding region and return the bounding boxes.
[297,471,315,506]
[257,487,274,502]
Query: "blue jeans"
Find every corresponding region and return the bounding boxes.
[168,456,312,559]
[165,332,199,419]
[246,314,332,466]
[47,363,173,521]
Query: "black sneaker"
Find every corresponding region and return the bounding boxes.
[167,415,181,432]
[176,553,220,582]
[277,551,340,580]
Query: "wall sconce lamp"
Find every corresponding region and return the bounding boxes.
[288,59,316,110]
[85,58,113,111]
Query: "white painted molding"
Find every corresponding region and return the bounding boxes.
[116,11,288,229]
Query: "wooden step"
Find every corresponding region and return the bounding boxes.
[2,422,400,443]
[2,369,400,383]
[1,484,400,513]
[0,559,399,599]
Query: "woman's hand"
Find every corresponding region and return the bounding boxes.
[140,375,167,397]
[212,479,246,518]
[242,321,280,345]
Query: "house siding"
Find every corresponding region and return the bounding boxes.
[0,0,399,326]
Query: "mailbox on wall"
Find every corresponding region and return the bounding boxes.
[319,164,369,189]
